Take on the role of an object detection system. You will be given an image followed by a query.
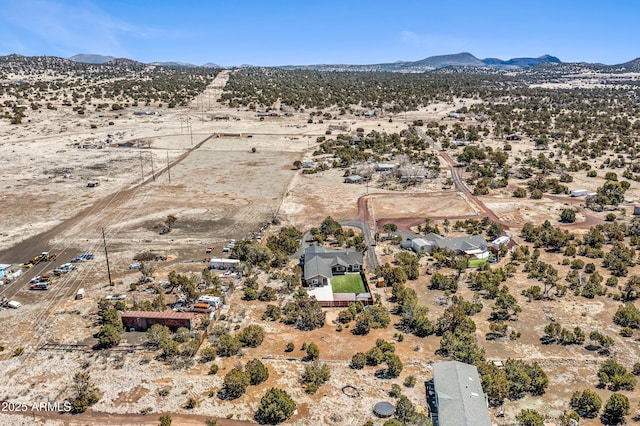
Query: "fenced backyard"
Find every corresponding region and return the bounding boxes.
[330,273,366,294]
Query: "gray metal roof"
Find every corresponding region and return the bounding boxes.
[432,361,491,426]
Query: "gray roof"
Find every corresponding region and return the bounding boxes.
[304,255,332,279]
[303,246,363,280]
[425,233,487,254]
[305,245,327,254]
[432,361,491,426]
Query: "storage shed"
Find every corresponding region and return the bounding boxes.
[121,311,195,331]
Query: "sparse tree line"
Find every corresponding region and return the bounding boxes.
[0,54,219,123]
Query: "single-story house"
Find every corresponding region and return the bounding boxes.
[121,311,196,331]
[302,160,316,168]
[411,233,488,258]
[505,134,522,141]
[427,361,491,426]
[302,246,363,287]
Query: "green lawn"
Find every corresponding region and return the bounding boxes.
[468,258,488,268]
[331,273,366,293]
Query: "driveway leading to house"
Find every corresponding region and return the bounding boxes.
[341,220,378,273]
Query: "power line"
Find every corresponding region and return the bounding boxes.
[102,227,112,286]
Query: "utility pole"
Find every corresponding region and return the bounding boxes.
[149,152,155,181]
[139,151,144,182]
[167,151,171,184]
[102,228,112,286]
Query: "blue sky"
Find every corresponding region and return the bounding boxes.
[0,0,637,66]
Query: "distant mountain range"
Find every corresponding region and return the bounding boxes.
[69,52,561,70]
[51,52,640,74]
[279,52,562,72]
[69,54,220,68]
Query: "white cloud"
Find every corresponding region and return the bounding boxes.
[399,30,467,50]
[0,0,187,57]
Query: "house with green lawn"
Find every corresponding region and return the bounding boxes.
[302,245,363,287]
[302,246,371,307]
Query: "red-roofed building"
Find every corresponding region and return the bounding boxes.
[121,311,196,331]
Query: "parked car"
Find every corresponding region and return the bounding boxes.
[29,282,49,290]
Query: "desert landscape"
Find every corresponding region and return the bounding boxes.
[0,53,639,426]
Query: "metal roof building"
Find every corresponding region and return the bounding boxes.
[121,311,196,331]
[429,361,491,426]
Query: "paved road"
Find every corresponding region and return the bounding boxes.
[341,220,378,273]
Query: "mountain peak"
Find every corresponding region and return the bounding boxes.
[412,52,484,68]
